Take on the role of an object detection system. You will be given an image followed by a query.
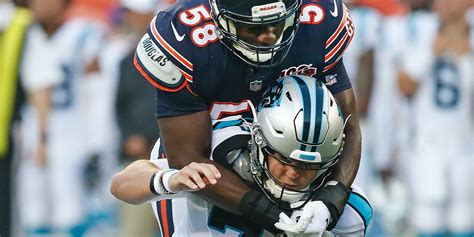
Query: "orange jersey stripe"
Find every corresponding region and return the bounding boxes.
[325,32,349,62]
[149,17,193,72]
[326,5,348,48]
[160,200,170,237]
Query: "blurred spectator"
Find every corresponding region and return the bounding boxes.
[361,0,427,235]
[398,0,474,235]
[107,0,174,236]
[115,0,161,162]
[344,1,381,191]
[343,2,383,235]
[14,0,106,236]
[0,1,31,236]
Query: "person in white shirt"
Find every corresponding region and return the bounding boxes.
[397,0,474,235]
[16,0,106,236]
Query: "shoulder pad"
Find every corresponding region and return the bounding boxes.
[145,1,218,83]
[322,1,355,72]
[134,33,186,92]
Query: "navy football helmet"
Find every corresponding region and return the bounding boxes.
[209,0,302,67]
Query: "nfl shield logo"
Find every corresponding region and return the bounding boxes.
[249,80,262,92]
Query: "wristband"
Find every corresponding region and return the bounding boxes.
[313,181,351,230]
[162,169,179,193]
[150,169,178,195]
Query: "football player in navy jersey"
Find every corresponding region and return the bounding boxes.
[132,0,360,235]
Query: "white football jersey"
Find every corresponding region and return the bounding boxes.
[21,18,104,147]
[344,6,381,82]
[369,13,409,170]
[17,18,106,229]
[401,15,473,158]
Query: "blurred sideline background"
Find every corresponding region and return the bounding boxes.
[0,0,472,236]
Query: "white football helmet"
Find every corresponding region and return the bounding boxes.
[249,75,346,208]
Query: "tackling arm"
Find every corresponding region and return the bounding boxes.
[158,111,252,213]
[332,88,361,187]
[159,111,291,233]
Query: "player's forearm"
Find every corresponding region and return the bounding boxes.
[168,155,251,215]
[110,160,158,205]
[332,89,362,187]
[329,116,361,187]
[160,112,253,215]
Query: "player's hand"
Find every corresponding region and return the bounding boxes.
[167,162,221,192]
[275,201,330,235]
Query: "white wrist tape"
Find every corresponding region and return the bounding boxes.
[151,169,178,195]
[162,169,179,193]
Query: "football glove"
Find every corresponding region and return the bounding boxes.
[275,200,330,235]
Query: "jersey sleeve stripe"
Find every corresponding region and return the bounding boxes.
[325,5,348,48]
[323,30,353,73]
[149,16,194,74]
[177,68,193,82]
[134,53,188,92]
[325,32,349,62]
[186,83,199,97]
[347,192,373,234]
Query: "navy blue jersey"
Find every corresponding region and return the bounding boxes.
[135,0,355,119]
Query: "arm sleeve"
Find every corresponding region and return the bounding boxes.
[155,87,208,118]
[317,60,353,95]
[322,2,355,74]
[133,12,208,118]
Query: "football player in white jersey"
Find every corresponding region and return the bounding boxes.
[16,0,106,236]
[342,2,382,192]
[397,0,474,235]
[369,1,437,236]
[111,75,373,237]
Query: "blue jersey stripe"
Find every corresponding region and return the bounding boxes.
[213,120,243,130]
[348,192,373,234]
[166,199,175,235]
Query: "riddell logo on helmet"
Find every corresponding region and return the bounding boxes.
[280,64,317,77]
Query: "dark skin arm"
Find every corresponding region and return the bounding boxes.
[158,110,251,214]
[331,88,362,187]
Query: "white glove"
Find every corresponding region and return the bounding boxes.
[275,201,331,235]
